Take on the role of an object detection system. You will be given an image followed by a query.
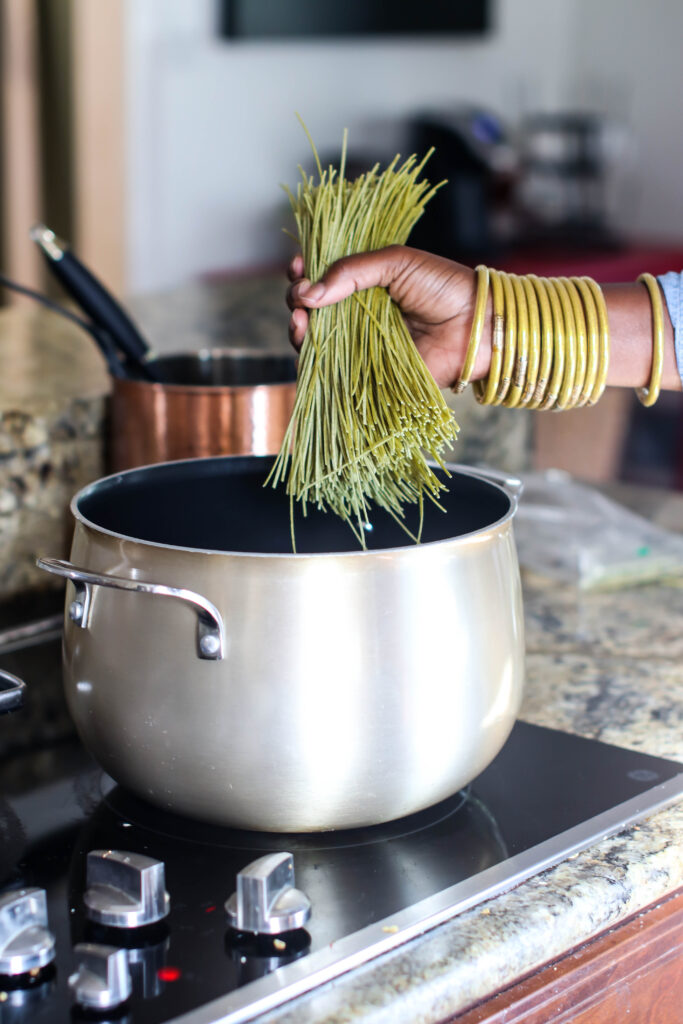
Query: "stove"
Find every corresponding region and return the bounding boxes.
[1,619,682,1024]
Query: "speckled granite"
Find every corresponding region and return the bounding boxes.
[255,489,683,1024]
[0,306,109,596]
[522,651,683,758]
[523,576,683,660]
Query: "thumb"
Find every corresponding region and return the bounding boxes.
[296,245,412,307]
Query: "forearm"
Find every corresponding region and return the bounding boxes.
[602,282,679,390]
[289,248,682,395]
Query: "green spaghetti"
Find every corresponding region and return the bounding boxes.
[268,120,459,548]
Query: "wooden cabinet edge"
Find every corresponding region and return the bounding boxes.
[450,886,683,1023]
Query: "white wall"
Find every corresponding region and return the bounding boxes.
[571,0,683,243]
[124,0,577,293]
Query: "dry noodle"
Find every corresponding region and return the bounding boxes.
[268,120,459,549]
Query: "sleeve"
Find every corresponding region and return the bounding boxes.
[656,271,683,387]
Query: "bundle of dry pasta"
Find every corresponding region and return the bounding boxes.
[268,122,458,548]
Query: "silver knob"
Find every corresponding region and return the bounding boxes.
[0,888,55,975]
[225,852,311,935]
[84,850,170,928]
[68,943,132,1010]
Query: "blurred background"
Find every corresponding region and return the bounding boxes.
[2,0,683,492]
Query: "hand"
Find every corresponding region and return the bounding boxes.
[286,245,490,389]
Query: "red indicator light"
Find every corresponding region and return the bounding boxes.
[204,905,217,913]
[157,966,182,983]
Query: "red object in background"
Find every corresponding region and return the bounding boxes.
[498,243,683,284]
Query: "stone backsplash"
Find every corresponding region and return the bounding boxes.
[0,305,110,602]
[0,399,106,597]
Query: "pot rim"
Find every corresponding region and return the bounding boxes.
[70,456,520,561]
[114,347,297,395]
[146,345,293,358]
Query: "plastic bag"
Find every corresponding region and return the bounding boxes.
[513,469,683,590]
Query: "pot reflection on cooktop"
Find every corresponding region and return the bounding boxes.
[104,780,474,848]
[70,782,506,949]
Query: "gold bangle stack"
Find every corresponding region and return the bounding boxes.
[453,265,611,409]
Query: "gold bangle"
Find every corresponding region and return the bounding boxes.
[504,274,529,407]
[474,268,504,405]
[538,278,565,410]
[527,274,554,408]
[582,276,610,404]
[519,275,540,405]
[559,277,587,408]
[451,265,489,393]
[636,272,664,407]
[553,278,577,410]
[573,277,599,406]
[494,271,517,404]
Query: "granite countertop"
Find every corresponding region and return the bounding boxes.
[256,484,683,1024]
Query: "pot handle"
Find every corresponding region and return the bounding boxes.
[468,466,524,505]
[0,669,26,713]
[36,557,225,661]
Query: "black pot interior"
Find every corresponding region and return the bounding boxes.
[128,352,298,387]
[77,456,511,555]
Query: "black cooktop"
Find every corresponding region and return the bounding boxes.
[1,633,682,1024]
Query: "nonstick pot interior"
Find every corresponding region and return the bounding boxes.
[76,456,511,555]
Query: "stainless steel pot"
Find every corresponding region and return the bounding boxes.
[37,456,525,832]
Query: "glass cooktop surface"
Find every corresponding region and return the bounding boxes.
[1,633,682,1024]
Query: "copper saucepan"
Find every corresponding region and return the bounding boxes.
[109,348,297,471]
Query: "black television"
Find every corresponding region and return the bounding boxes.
[219,1,491,40]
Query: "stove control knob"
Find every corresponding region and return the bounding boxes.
[84,850,170,929]
[69,943,131,1010]
[225,852,311,935]
[0,888,56,975]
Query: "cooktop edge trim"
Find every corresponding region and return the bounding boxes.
[168,773,683,1024]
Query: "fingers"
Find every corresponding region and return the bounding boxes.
[286,253,310,349]
[286,245,413,351]
[287,253,304,282]
[290,246,412,309]
[288,307,308,351]
[319,246,411,302]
